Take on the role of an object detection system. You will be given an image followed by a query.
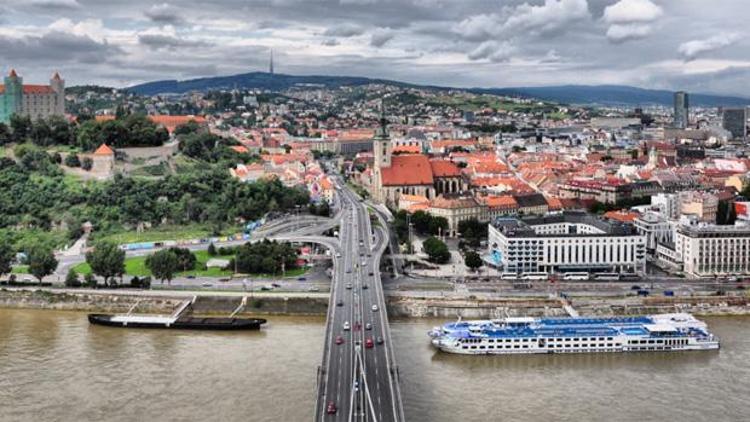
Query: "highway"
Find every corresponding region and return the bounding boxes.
[314,182,405,422]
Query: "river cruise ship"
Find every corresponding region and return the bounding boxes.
[428,313,719,355]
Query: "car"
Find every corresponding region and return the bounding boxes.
[368,272,374,276]
[326,401,337,415]
[219,278,230,282]
[376,336,384,345]
[367,253,372,258]
[345,283,352,290]
[353,380,359,392]
[335,253,342,258]
[336,300,344,307]
[335,336,344,345]
[346,269,352,274]
[343,321,350,331]
[371,305,379,312]
[365,338,374,348]
[297,277,306,281]
[308,287,320,292]
[201,282,213,287]
[365,323,372,330]
[186,275,196,279]
[271,283,281,288]
[260,286,272,291]
[362,284,368,290]
[631,285,641,290]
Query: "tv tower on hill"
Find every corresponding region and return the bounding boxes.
[269,49,274,75]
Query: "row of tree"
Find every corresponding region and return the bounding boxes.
[0,113,170,151]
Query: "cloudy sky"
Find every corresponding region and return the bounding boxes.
[0,0,748,95]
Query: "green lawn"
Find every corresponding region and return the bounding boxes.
[93,224,241,245]
[11,265,29,274]
[71,250,309,279]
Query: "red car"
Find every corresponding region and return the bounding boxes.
[335,336,344,345]
[365,337,374,349]
[354,322,361,331]
[326,401,337,414]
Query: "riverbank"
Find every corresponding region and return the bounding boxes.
[2,287,749,318]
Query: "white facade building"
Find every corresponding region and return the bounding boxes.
[634,211,674,252]
[488,212,647,275]
[673,220,750,278]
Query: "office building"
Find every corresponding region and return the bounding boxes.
[674,91,689,129]
[488,211,646,275]
[722,107,747,141]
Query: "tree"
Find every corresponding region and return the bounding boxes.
[85,241,125,286]
[207,242,217,256]
[0,122,11,145]
[422,236,450,264]
[10,114,32,143]
[27,245,58,283]
[81,157,93,171]
[168,247,196,271]
[65,269,81,287]
[64,153,81,167]
[464,251,483,271]
[146,249,179,284]
[0,242,13,280]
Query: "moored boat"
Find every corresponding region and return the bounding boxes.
[88,296,266,331]
[429,313,719,355]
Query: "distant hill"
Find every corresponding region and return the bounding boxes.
[127,72,750,107]
[127,72,433,96]
[474,85,750,107]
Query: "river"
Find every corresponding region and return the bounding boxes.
[1,309,748,421]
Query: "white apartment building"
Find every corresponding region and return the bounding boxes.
[651,193,679,220]
[672,221,750,278]
[488,211,647,275]
[634,211,674,252]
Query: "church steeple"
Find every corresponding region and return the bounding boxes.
[373,99,392,169]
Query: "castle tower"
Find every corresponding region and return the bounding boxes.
[1,69,23,123]
[50,72,65,116]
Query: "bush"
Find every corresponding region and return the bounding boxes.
[81,157,93,171]
[141,276,151,289]
[130,276,141,287]
[64,154,81,167]
[84,273,97,288]
[65,269,81,287]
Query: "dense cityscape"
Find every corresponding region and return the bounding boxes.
[1,1,749,421]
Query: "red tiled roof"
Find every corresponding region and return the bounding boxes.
[0,84,56,94]
[93,144,114,156]
[230,145,249,154]
[380,155,434,186]
[429,160,461,178]
[483,195,518,209]
[392,145,421,154]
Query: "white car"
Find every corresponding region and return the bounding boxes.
[371,305,379,312]
[343,321,351,330]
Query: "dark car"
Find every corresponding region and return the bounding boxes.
[376,336,384,345]
[326,401,337,414]
[335,336,344,345]
[368,272,374,276]
[336,300,344,306]
[362,284,368,290]
[631,285,641,290]
[186,275,196,279]
[271,283,281,288]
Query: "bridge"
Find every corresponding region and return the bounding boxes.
[281,182,405,421]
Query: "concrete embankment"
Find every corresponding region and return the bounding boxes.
[386,295,750,318]
[0,288,329,316]
[2,288,749,318]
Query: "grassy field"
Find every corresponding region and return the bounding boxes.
[72,250,310,279]
[11,265,29,274]
[93,224,241,245]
